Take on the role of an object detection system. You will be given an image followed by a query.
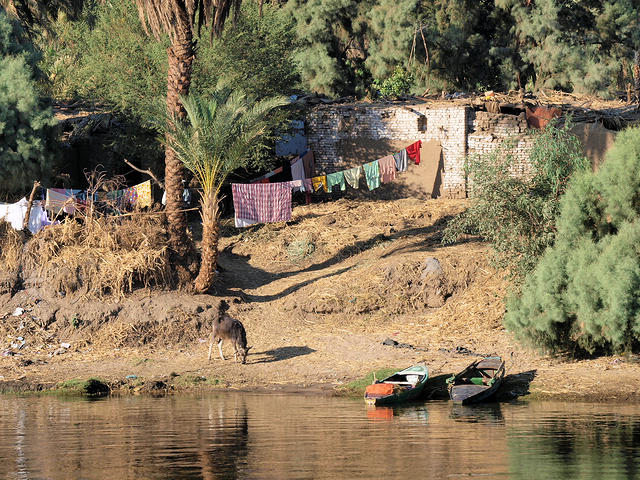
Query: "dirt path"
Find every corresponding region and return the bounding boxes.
[2,197,640,401]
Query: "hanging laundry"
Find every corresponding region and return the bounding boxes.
[232,182,292,228]
[406,140,422,165]
[290,179,312,192]
[326,171,346,192]
[343,166,364,189]
[393,149,408,172]
[123,187,138,207]
[251,166,283,184]
[161,185,191,206]
[363,160,381,191]
[311,175,328,193]
[301,150,315,179]
[46,188,79,214]
[133,180,152,208]
[0,198,47,233]
[106,189,125,209]
[378,155,397,183]
[290,156,307,192]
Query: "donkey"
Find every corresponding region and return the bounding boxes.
[207,300,252,364]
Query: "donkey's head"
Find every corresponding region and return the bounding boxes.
[238,345,252,364]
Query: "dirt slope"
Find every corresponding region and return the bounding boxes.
[1,197,640,401]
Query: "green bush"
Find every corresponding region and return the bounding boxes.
[0,8,58,198]
[443,120,588,279]
[505,127,640,355]
[372,66,414,98]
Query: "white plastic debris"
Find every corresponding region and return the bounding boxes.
[60,342,71,349]
[12,308,24,316]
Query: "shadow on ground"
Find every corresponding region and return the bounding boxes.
[252,346,316,364]
[216,213,459,301]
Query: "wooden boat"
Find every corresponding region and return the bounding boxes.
[447,357,505,404]
[364,364,429,406]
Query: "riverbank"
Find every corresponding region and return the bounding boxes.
[1,197,640,401]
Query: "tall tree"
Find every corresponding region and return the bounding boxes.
[0,8,58,198]
[496,0,640,96]
[166,88,286,292]
[135,0,240,276]
[286,0,372,97]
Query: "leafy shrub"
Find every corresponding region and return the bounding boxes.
[287,237,316,263]
[505,127,640,355]
[373,66,414,98]
[443,120,588,279]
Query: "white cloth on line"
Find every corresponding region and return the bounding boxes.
[0,198,47,234]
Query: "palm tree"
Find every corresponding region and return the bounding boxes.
[166,87,286,293]
[135,0,241,271]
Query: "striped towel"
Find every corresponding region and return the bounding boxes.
[232,182,292,228]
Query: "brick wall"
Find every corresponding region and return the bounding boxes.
[306,103,536,197]
[467,110,535,178]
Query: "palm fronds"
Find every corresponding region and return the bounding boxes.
[165,87,287,198]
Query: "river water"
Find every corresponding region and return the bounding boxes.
[1,393,640,479]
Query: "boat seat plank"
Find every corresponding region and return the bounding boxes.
[476,358,503,369]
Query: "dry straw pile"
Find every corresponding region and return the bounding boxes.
[0,220,24,293]
[23,212,170,298]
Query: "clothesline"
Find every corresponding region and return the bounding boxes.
[232,140,422,228]
[0,180,156,235]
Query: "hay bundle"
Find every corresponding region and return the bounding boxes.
[0,219,24,293]
[24,214,171,298]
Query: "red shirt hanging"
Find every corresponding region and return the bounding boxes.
[406,140,422,165]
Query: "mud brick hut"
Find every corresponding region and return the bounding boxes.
[304,92,639,199]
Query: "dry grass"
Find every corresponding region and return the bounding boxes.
[0,220,23,272]
[24,213,171,298]
[0,219,24,294]
[226,197,465,268]
[222,196,502,330]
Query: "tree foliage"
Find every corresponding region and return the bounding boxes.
[286,0,372,97]
[38,0,295,126]
[505,127,640,355]
[0,8,58,198]
[168,87,287,199]
[496,0,640,96]
[442,120,588,279]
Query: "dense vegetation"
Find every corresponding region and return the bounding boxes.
[2,0,638,102]
[0,9,58,198]
[443,121,589,279]
[505,127,640,355]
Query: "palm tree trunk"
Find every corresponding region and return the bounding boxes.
[195,190,220,293]
[634,49,640,104]
[165,22,194,259]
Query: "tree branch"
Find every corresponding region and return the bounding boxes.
[23,180,40,232]
[124,158,165,190]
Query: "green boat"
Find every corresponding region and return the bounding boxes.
[447,356,505,404]
[364,364,429,406]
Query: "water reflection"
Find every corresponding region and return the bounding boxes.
[450,403,504,424]
[198,401,249,480]
[507,404,640,480]
[365,405,429,424]
[1,395,640,479]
